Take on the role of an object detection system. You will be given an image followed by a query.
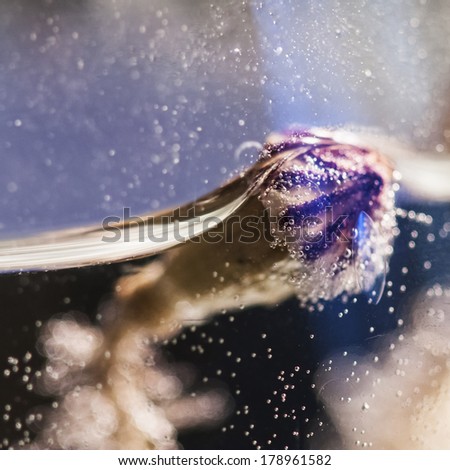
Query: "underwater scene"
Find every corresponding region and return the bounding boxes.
[0,0,449,450]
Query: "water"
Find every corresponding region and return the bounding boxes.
[1,0,450,451]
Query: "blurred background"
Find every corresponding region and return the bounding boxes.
[0,0,449,449]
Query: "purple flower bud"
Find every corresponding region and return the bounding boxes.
[258,128,397,304]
